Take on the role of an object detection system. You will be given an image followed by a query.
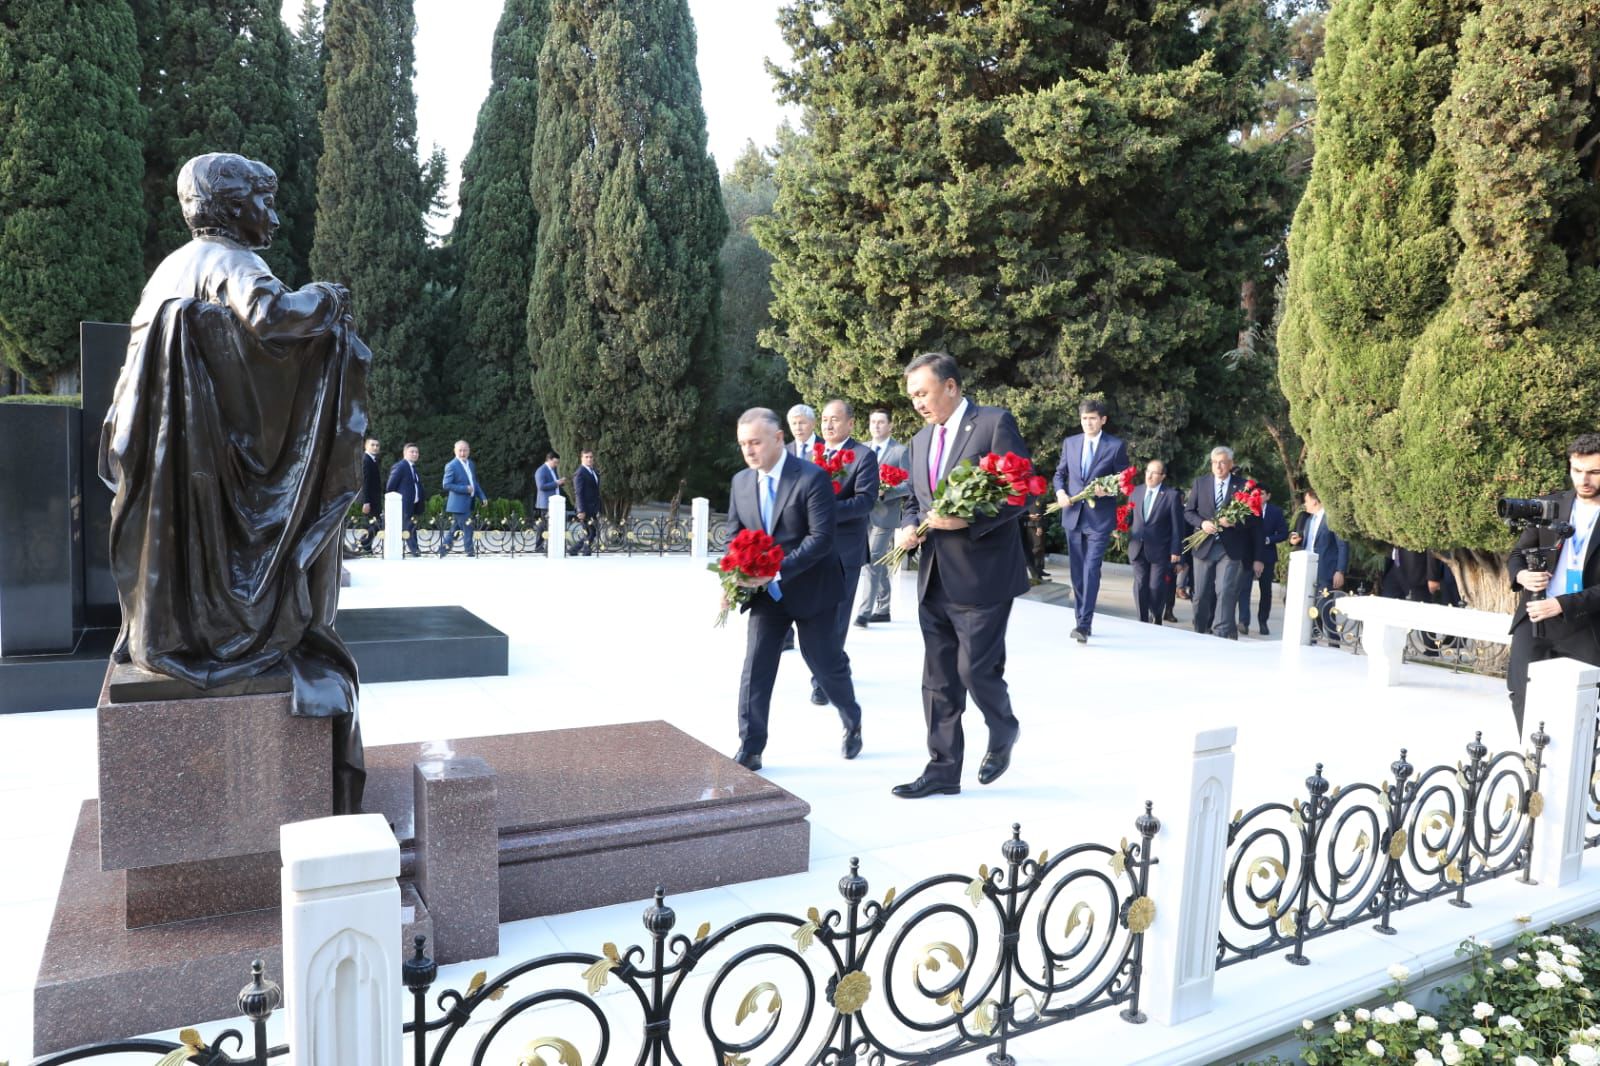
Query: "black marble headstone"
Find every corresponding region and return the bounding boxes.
[0,402,84,655]
[80,322,127,629]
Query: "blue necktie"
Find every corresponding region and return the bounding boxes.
[1082,439,1096,480]
[1215,477,1225,509]
[761,474,782,601]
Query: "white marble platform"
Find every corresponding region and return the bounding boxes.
[1,554,1590,1063]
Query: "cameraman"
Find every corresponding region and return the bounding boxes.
[1507,433,1600,735]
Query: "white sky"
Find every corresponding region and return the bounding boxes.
[377,0,799,224]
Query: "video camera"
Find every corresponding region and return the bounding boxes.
[1499,497,1574,630]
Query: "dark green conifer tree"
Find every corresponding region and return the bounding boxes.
[529,0,726,515]
[452,0,548,502]
[281,0,325,286]
[136,0,310,283]
[1278,0,1600,606]
[313,0,433,450]
[758,0,1290,473]
[0,0,145,389]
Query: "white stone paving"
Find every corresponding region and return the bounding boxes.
[0,554,1593,1063]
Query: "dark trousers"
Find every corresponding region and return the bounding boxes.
[738,601,861,751]
[1130,554,1172,623]
[574,515,599,555]
[1192,552,1243,637]
[533,507,549,552]
[358,510,379,552]
[437,512,475,556]
[918,577,1020,783]
[1066,527,1111,632]
[815,568,861,700]
[402,509,420,556]
[1507,618,1600,736]
[1236,570,1273,628]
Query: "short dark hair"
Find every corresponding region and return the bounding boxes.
[1570,434,1600,457]
[402,442,417,452]
[1303,488,1320,504]
[546,451,560,461]
[869,406,892,420]
[1078,399,1108,418]
[904,350,960,387]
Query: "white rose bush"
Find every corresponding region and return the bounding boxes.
[1251,928,1600,1064]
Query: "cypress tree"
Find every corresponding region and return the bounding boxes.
[1277,0,1600,606]
[452,0,548,502]
[281,0,325,287]
[136,0,310,283]
[529,0,727,515]
[758,0,1290,473]
[313,0,433,449]
[0,0,145,389]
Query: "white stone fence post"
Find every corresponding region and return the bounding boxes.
[547,495,566,560]
[1526,657,1600,888]
[1142,727,1237,1025]
[382,491,403,561]
[1281,547,1319,649]
[692,497,710,560]
[281,813,403,1066]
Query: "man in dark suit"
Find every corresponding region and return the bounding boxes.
[1127,459,1183,624]
[359,438,382,553]
[1382,546,1442,602]
[726,408,864,769]
[533,452,565,553]
[1051,399,1131,643]
[1183,445,1262,640]
[385,442,425,556]
[892,352,1028,798]
[438,439,487,557]
[786,403,821,458]
[573,449,602,556]
[1507,434,1600,735]
[1287,488,1348,592]
[810,399,879,706]
[857,407,910,626]
[1237,487,1290,635]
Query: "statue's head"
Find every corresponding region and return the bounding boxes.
[177,153,280,250]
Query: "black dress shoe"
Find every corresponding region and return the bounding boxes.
[853,615,869,628]
[1239,624,1250,635]
[1259,623,1271,636]
[869,613,890,623]
[842,728,862,760]
[1070,627,1087,644]
[892,775,960,799]
[1223,632,1238,640]
[732,748,763,771]
[978,724,1017,785]
[810,682,828,706]
[1163,609,1179,622]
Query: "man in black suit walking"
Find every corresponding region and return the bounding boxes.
[1183,445,1262,640]
[359,438,382,553]
[384,442,425,556]
[892,352,1028,798]
[810,399,878,706]
[1127,459,1184,624]
[1507,434,1600,735]
[573,449,601,556]
[726,408,865,770]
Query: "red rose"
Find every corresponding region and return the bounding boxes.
[1006,494,1026,508]
[1027,475,1048,497]
[979,454,999,474]
[839,449,855,464]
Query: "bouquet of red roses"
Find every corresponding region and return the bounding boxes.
[879,464,910,491]
[1113,501,1134,552]
[710,529,785,627]
[876,451,1047,571]
[1047,464,1137,514]
[1182,478,1264,554]
[811,440,857,494]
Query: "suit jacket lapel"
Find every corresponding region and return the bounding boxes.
[910,426,930,504]
[772,453,802,525]
[944,404,984,472]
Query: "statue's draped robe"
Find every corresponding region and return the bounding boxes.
[100,235,370,812]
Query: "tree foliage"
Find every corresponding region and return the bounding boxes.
[1278,0,1600,593]
[313,0,434,450]
[758,0,1293,474]
[0,0,144,389]
[135,0,312,284]
[452,0,548,502]
[529,0,727,515]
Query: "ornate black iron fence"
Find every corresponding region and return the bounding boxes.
[342,512,728,558]
[1587,706,1600,849]
[1218,728,1547,969]
[28,811,1158,1066]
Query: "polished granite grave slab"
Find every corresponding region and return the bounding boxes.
[0,401,84,657]
[33,801,431,1056]
[79,322,125,629]
[0,605,509,714]
[365,720,812,922]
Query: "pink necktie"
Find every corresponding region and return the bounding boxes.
[930,425,946,493]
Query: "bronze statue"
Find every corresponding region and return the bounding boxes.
[100,153,369,812]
